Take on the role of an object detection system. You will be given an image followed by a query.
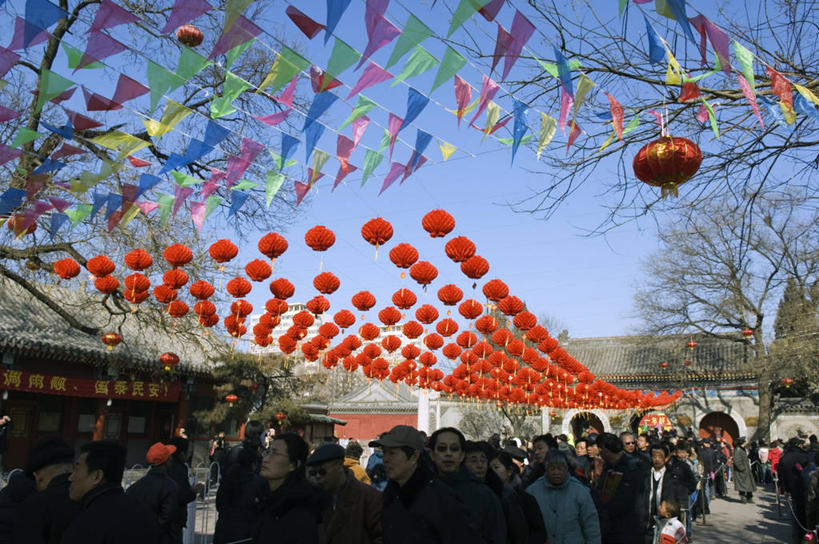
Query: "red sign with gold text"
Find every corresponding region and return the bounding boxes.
[1,369,180,402]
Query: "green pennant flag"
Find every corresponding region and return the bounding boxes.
[204,195,222,219]
[261,47,310,94]
[171,171,203,187]
[361,149,384,187]
[226,38,256,69]
[339,95,376,129]
[619,0,627,17]
[231,179,257,191]
[36,69,75,113]
[310,150,331,182]
[176,47,212,82]
[387,14,433,68]
[392,46,438,86]
[70,174,98,194]
[447,0,488,37]
[325,39,361,86]
[497,134,533,146]
[211,71,252,118]
[269,151,298,171]
[224,0,253,34]
[533,56,582,78]
[700,98,720,140]
[265,171,285,207]
[377,129,391,152]
[66,203,92,225]
[148,61,186,113]
[431,46,466,92]
[156,194,175,225]
[11,127,45,148]
[62,42,104,70]
[621,114,640,137]
[733,41,755,89]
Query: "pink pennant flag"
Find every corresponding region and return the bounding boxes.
[679,82,701,102]
[135,201,159,214]
[286,5,325,39]
[112,74,149,104]
[501,11,535,81]
[172,186,194,218]
[565,121,581,157]
[20,208,41,233]
[8,17,50,50]
[379,162,405,194]
[336,134,355,172]
[351,115,369,147]
[32,200,54,215]
[307,168,325,186]
[128,155,151,167]
[42,87,76,105]
[332,164,356,190]
[253,109,291,127]
[604,92,624,140]
[276,75,299,107]
[356,14,401,69]
[48,197,72,212]
[294,181,310,205]
[688,15,709,66]
[51,143,87,161]
[81,87,122,111]
[454,75,471,126]
[737,74,764,130]
[200,168,225,199]
[705,19,730,75]
[558,88,573,134]
[25,175,48,200]
[77,30,128,71]
[88,0,140,33]
[0,145,23,166]
[121,183,138,215]
[208,16,263,60]
[365,0,390,38]
[347,63,392,99]
[310,65,342,93]
[401,154,426,182]
[478,0,504,21]
[0,106,21,122]
[107,210,123,232]
[387,113,402,158]
[696,104,709,124]
[0,47,21,78]
[491,24,513,74]
[224,155,242,189]
[468,75,500,126]
[190,200,207,230]
[63,107,103,129]
[647,109,666,135]
[240,137,264,164]
[160,0,213,33]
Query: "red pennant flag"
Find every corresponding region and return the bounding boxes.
[604,92,624,140]
[128,155,152,167]
[81,87,122,111]
[765,66,793,112]
[310,65,342,93]
[286,5,325,39]
[294,181,310,205]
[112,74,149,104]
[491,24,513,74]
[679,81,701,102]
[51,143,87,161]
[63,108,103,129]
[332,164,356,191]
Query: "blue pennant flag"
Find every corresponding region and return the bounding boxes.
[400,88,429,132]
[228,191,250,216]
[304,123,325,163]
[511,100,529,164]
[40,120,73,140]
[325,0,352,44]
[280,134,300,169]
[644,16,666,64]
[183,138,214,162]
[0,188,26,217]
[203,120,230,148]
[49,212,69,239]
[665,0,697,45]
[302,92,339,132]
[89,192,108,219]
[794,93,819,121]
[160,154,188,175]
[32,158,66,175]
[104,193,121,221]
[24,0,67,48]
[553,45,573,97]
[136,173,161,199]
[410,130,432,172]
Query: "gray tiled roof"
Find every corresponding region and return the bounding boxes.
[0,278,218,376]
[564,335,757,384]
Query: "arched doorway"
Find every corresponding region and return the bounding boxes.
[698,411,740,445]
[570,412,604,441]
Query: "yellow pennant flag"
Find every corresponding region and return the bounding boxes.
[143,100,192,138]
[779,101,797,125]
[310,150,331,183]
[437,140,457,160]
[257,54,280,93]
[665,49,683,86]
[446,98,478,117]
[120,205,141,228]
[91,131,150,161]
[572,75,595,119]
[795,84,819,106]
[598,128,616,153]
[536,113,557,160]
[482,102,501,141]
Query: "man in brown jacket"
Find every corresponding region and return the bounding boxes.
[307,444,382,544]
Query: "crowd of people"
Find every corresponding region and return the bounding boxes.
[0,420,816,544]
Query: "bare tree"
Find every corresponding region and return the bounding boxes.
[634,191,819,440]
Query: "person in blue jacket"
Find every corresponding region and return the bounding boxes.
[526,449,601,544]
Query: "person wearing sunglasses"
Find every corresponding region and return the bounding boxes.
[305,443,382,544]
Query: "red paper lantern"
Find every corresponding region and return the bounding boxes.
[437,284,463,306]
[101,332,122,350]
[278,335,297,354]
[199,313,219,327]
[276,411,287,422]
[209,239,238,264]
[442,343,462,360]
[742,328,753,338]
[53,258,81,279]
[781,377,794,387]
[225,393,238,406]
[163,244,193,267]
[436,318,459,337]
[189,280,214,300]
[513,311,537,331]
[359,323,381,341]
[125,273,151,293]
[319,322,340,339]
[458,299,483,320]
[292,311,315,329]
[160,352,179,371]
[456,331,477,349]
[361,217,394,247]
[87,255,115,277]
[401,344,421,359]
[482,279,509,302]
[163,269,189,289]
[334,310,356,330]
[632,135,702,197]
[445,236,476,263]
[415,304,439,324]
[226,277,252,298]
[153,285,178,303]
[424,333,444,350]
[352,291,376,311]
[259,313,281,329]
[124,249,153,271]
[313,272,340,295]
[176,24,203,47]
[461,255,489,280]
[422,209,455,238]
[306,296,330,315]
[402,321,424,339]
[492,329,513,347]
[125,290,149,304]
[497,296,524,316]
[475,315,498,335]
[409,261,438,286]
[258,233,288,259]
[392,288,417,309]
[389,243,419,269]
[378,306,402,326]
[659,361,670,369]
[305,225,335,251]
[245,259,272,282]
[230,300,254,317]
[94,275,119,294]
[419,352,437,367]
[266,298,289,316]
[167,300,189,318]
[194,300,216,316]
[7,214,36,236]
[269,278,295,300]
[525,325,549,344]
[686,340,698,349]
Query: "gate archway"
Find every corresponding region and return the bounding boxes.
[698,411,742,445]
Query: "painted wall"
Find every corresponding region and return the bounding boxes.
[330,412,416,441]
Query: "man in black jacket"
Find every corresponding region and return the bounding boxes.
[642,443,696,543]
[167,437,204,543]
[13,437,78,544]
[372,425,480,544]
[125,442,179,544]
[779,437,810,544]
[61,440,160,543]
[596,432,645,544]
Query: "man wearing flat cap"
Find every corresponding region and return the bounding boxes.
[372,425,480,544]
[306,443,382,544]
[126,442,179,544]
[13,437,79,543]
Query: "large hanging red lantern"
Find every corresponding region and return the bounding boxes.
[94,275,119,294]
[437,284,463,306]
[225,393,239,407]
[167,300,189,318]
[305,226,336,251]
[359,323,381,341]
[313,272,340,294]
[409,261,438,286]
[415,304,439,324]
[269,278,295,299]
[334,310,356,329]
[176,24,203,47]
[497,296,524,316]
[245,260,272,282]
[392,288,417,309]
[456,331,477,349]
[101,332,122,351]
[194,300,216,316]
[482,279,508,302]
[163,269,189,289]
[125,273,151,293]
[381,335,402,353]
[266,298,289,316]
[351,291,376,311]
[436,318,458,337]
[444,236,476,263]
[461,256,489,279]
[378,306,402,326]
[389,243,419,269]
[458,299,483,320]
[161,351,181,371]
[632,135,702,197]
[54,258,81,279]
[209,239,238,266]
[153,285,178,303]
[124,249,153,271]
[513,311,537,331]
[402,321,424,339]
[306,296,330,315]
[189,280,214,300]
[258,233,288,260]
[475,315,499,335]
[226,277,252,298]
[230,300,254,317]
[87,255,115,277]
[163,244,193,268]
[361,217,394,248]
[742,328,754,338]
[422,209,455,238]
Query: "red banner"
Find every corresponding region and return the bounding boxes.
[1,369,180,402]
[639,412,673,432]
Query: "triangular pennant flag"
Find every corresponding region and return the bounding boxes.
[265,171,285,207]
[171,170,204,187]
[160,153,188,175]
[24,0,67,48]
[401,154,426,183]
[228,191,250,216]
[511,100,528,163]
[0,144,23,166]
[351,115,369,147]
[173,185,194,218]
[9,16,51,50]
[66,203,92,225]
[325,0,352,43]
[378,129,391,153]
[0,47,21,79]
[558,88,573,134]
[454,75,472,126]
[160,0,213,33]
[437,140,456,160]
[501,11,535,81]
[379,162,405,194]
[347,63,392,98]
[230,180,258,193]
[0,106,21,123]
[401,88,429,132]
[491,24,512,74]
[190,200,208,230]
[286,5,325,39]
[201,168,225,199]
[147,60,186,113]
[183,138,215,163]
[536,113,557,159]
[324,38,360,89]
[604,92,624,140]
[225,38,255,70]
[156,193,175,224]
[392,46,437,86]
[104,192,122,221]
[11,127,45,148]
[302,91,339,131]
[304,122,325,163]
[81,87,122,112]
[176,46,212,82]
[77,30,127,70]
[479,102,501,140]
[688,14,710,66]
[386,14,432,69]
[357,14,401,69]
[211,71,252,118]
[62,42,104,70]
[571,74,595,119]
[469,74,499,126]
[765,66,794,114]
[208,16,262,60]
[310,150,330,183]
[88,0,139,33]
[223,0,253,36]
[51,143,86,161]
[254,109,291,127]
[447,0,481,37]
[143,99,193,137]
[553,45,574,97]
[795,84,819,107]
[432,46,466,92]
[112,74,149,104]
[259,47,310,94]
[294,181,310,205]
[361,149,383,187]
[203,120,231,148]
[387,114,402,158]
[279,133,300,169]
[32,158,66,175]
[128,156,151,167]
[700,98,720,139]
[410,130,432,172]
[336,134,355,172]
[49,213,69,238]
[565,121,582,156]
[643,16,666,64]
[120,183,138,215]
[0,188,26,217]
[136,173,162,198]
[35,69,74,113]
[664,0,697,44]
[340,95,376,129]
[794,93,819,121]
[733,41,755,89]
[678,81,701,102]
[332,163,357,190]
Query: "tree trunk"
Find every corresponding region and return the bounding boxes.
[754,364,773,442]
